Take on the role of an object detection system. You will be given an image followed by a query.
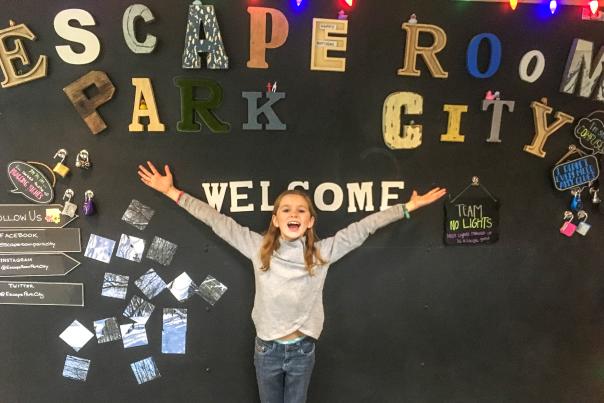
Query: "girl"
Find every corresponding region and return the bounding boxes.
[137,161,446,403]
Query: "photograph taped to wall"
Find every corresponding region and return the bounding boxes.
[94,317,121,344]
[84,234,116,264]
[101,272,129,299]
[116,234,146,262]
[123,295,155,324]
[162,308,187,354]
[122,199,155,230]
[196,275,228,306]
[121,323,149,348]
[146,236,177,266]
[135,268,167,299]
[59,320,94,352]
[168,272,197,301]
[130,357,161,384]
[62,355,91,382]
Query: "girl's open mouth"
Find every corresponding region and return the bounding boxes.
[287,221,301,231]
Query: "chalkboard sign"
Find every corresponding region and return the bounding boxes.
[0,204,77,228]
[444,197,499,246]
[574,116,604,154]
[0,228,81,254]
[552,155,600,191]
[0,281,84,306]
[6,162,54,204]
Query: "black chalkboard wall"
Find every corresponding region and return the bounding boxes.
[1,0,604,401]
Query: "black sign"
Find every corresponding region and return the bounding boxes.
[0,281,83,306]
[0,228,81,254]
[574,117,604,154]
[0,204,77,229]
[7,161,54,204]
[444,197,499,246]
[552,155,600,191]
[0,254,80,277]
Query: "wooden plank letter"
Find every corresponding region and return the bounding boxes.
[0,22,47,88]
[482,99,515,143]
[310,18,348,72]
[54,9,101,65]
[523,99,575,158]
[175,77,230,133]
[247,7,289,69]
[382,92,423,150]
[182,1,229,69]
[123,4,157,54]
[440,105,468,142]
[398,23,448,78]
[560,38,604,101]
[129,78,165,132]
[63,71,116,135]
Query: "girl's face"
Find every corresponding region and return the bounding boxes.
[272,194,315,241]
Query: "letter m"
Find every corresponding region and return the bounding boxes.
[560,38,604,101]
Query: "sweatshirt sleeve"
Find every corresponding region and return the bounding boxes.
[317,204,404,265]
[177,192,263,261]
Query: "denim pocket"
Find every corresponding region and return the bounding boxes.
[300,338,315,355]
[255,337,274,355]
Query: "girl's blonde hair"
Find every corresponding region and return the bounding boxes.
[260,189,326,275]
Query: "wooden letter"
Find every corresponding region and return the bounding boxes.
[174,77,230,133]
[54,9,101,65]
[382,92,423,150]
[242,91,286,130]
[310,18,348,72]
[440,105,468,142]
[0,21,47,88]
[519,50,545,83]
[129,78,165,132]
[247,7,289,69]
[123,4,157,54]
[523,98,575,158]
[182,0,228,69]
[63,71,115,135]
[560,38,604,101]
[482,99,515,143]
[398,23,448,78]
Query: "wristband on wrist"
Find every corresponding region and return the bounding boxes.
[175,190,184,203]
[402,203,410,219]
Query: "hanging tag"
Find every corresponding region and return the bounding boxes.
[52,149,70,178]
[560,211,576,237]
[83,190,95,216]
[575,210,591,236]
[61,189,77,217]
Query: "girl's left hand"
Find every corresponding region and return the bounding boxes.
[405,187,447,212]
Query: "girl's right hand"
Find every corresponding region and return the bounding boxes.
[138,161,179,199]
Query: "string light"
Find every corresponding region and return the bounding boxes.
[589,0,599,14]
[549,0,557,13]
[345,0,354,6]
[296,0,302,6]
[509,0,518,9]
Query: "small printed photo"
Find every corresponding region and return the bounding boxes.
[135,268,167,300]
[123,295,155,324]
[196,275,228,306]
[62,355,91,382]
[59,320,94,352]
[122,199,155,231]
[162,308,187,354]
[121,323,149,349]
[84,234,116,264]
[146,236,178,266]
[130,357,161,385]
[94,317,121,344]
[101,273,129,300]
[116,234,146,263]
[168,272,197,302]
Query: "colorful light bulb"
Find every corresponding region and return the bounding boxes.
[510,0,518,10]
[549,0,557,14]
[345,0,353,6]
[590,0,599,15]
[296,0,302,6]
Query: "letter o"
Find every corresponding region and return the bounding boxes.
[466,33,502,78]
[314,182,343,211]
[519,50,545,83]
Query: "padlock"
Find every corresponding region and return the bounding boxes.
[52,149,70,178]
[559,211,576,237]
[83,190,95,216]
[575,210,591,236]
[61,189,77,217]
[75,149,91,169]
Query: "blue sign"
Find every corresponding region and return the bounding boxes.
[552,155,600,191]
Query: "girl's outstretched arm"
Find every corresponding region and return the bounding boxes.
[138,161,182,201]
[405,187,447,212]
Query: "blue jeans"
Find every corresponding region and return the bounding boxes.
[254,336,316,403]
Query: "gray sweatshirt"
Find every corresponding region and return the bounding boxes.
[178,193,405,341]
